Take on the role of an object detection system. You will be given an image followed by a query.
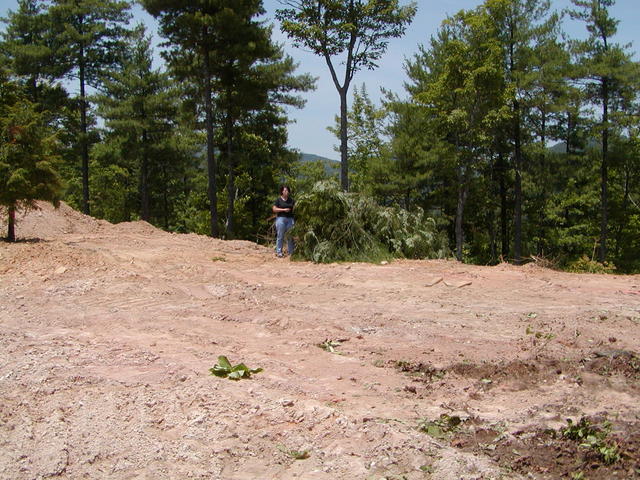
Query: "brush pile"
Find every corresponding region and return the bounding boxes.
[292,181,450,263]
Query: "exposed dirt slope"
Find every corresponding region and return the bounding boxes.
[1,203,639,479]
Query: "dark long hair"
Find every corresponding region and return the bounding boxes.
[279,185,291,195]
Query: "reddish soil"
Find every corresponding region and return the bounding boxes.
[1,202,639,479]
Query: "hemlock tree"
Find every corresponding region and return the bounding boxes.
[0,75,63,242]
[276,0,417,191]
[218,44,315,238]
[484,0,558,264]
[48,0,132,215]
[206,7,313,238]
[569,0,640,262]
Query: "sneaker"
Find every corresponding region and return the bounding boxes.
[276,252,284,258]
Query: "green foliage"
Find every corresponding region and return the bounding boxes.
[562,417,620,465]
[209,355,262,380]
[418,414,462,439]
[566,255,616,274]
[292,181,449,263]
[276,0,417,190]
[317,339,343,353]
[0,76,64,240]
[328,84,389,195]
[276,445,310,460]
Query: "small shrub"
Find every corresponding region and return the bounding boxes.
[566,255,616,274]
[562,417,620,465]
[418,414,462,439]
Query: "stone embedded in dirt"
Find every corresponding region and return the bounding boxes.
[443,279,472,288]
[425,276,443,286]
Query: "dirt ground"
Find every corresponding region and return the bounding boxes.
[1,202,639,480]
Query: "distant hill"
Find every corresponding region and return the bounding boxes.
[298,152,339,176]
[548,140,600,154]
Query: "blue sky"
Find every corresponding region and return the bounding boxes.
[2,0,639,160]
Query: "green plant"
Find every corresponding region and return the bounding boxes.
[418,414,462,439]
[526,325,556,357]
[211,256,226,262]
[277,445,310,460]
[566,255,616,274]
[562,418,620,465]
[209,356,262,380]
[291,181,449,263]
[318,339,343,353]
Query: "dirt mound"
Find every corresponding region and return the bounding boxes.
[0,201,108,240]
[1,203,640,479]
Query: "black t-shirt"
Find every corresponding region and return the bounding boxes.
[274,196,295,218]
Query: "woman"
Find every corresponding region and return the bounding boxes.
[272,185,295,258]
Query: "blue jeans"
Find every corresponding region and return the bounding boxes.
[275,216,295,255]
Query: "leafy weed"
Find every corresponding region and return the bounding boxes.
[209,355,262,380]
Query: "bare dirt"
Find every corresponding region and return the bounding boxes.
[1,202,639,480]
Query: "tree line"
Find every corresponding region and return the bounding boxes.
[2,0,640,272]
[317,0,639,272]
[1,0,316,242]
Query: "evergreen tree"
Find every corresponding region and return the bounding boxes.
[569,0,640,262]
[0,73,64,241]
[483,0,559,263]
[48,0,132,215]
[395,8,508,260]
[0,0,70,125]
[142,0,254,238]
[93,28,181,223]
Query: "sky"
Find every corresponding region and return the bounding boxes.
[2,0,639,160]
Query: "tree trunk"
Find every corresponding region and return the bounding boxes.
[225,111,235,239]
[498,152,508,259]
[203,47,219,238]
[339,87,349,192]
[141,129,150,222]
[7,206,16,242]
[162,163,169,230]
[599,78,609,263]
[539,111,547,256]
[79,39,90,215]
[566,111,573,155]
[455,165,469,261]
[513,100,523,264]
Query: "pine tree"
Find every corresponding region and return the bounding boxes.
[569,0,640,262]
[93,28,181,223]
[48,0,132,215]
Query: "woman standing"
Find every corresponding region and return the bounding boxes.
[272,185,295,257]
